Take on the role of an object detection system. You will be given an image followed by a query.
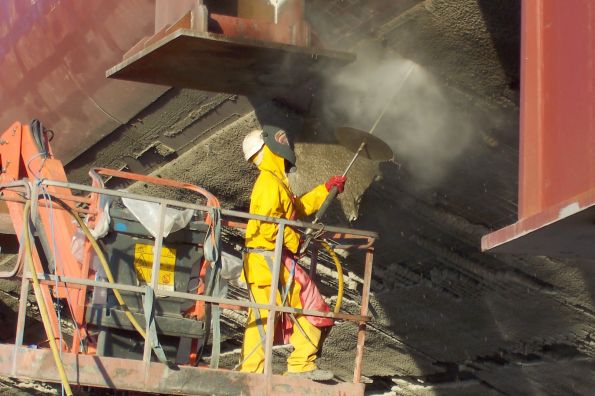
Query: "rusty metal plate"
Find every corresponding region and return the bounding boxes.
[482,189,595,258]
[0,0,166,164]
[106,29,355,96]
[335,127,394,161]
[0,344,365,396]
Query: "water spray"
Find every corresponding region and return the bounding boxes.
[300,63,417,253]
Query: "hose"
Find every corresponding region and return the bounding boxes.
[50,197,146,339]
[23,201,73,396]
[30,119,49,159]
[320,241,343,313]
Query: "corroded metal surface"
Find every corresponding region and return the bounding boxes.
[106,29,354,97]
[0,0,167,163]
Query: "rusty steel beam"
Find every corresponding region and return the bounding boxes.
[107,0,351,96]
[106,28,354,97]
[482,0,594,257]
[0,344,364,396]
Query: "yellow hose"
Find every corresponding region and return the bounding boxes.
[54,199,146,339]
[320,241,343,313]
[23,201,74,396]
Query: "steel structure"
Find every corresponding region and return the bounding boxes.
[106,0,355,96]
[0,0,356,170]
[482,0,594,257]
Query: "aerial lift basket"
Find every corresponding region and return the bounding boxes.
[0,121,376,395]
[87,204,210,362]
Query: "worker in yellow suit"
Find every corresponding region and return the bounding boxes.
[239,126,346,380]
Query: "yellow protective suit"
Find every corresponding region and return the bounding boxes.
[240,145,330,373]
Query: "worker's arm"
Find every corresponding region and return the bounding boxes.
[294,184,330,218]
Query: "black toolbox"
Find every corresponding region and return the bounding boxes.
[86,206,210,361]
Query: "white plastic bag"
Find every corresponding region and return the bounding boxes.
[220,251,243,281]
[70,228,86,263]
[220,251,245,288]
[90,197,112,239]
[122,197,194,239]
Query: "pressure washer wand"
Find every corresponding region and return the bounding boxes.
[312,140,366,223]
[315,101,387,215]
[299,119,384,255]
[342,141,366,177]
[298,141,364,255]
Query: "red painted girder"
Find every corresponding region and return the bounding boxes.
[483,0,594,256]
[518,0,594,219]
[482,188,595,257]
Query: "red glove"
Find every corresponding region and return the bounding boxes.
[325,175,347,193]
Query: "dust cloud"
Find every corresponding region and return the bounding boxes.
[321,44,475,187]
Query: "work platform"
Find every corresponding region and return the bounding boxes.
[0,122,376,395]
[0,345,363,395]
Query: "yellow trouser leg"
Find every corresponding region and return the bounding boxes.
[286,314,321,373]
[239,281,322,373]
[240,284,271,373]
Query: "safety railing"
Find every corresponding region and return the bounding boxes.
[1,177,376,393]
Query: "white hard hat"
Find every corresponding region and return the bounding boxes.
[242,130,265,161]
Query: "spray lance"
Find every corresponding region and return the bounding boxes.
[300,63,416,254]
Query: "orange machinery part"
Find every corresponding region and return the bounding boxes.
[0,121,90,351]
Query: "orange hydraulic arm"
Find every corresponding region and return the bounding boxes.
[0,121,91,352]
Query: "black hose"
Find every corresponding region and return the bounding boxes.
[30,119,49,159]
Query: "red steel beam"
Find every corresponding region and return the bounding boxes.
[483,0,594,256]
[518,0,594,219]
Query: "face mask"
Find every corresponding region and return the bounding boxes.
[284,159,297,174]
[252,150,264,166]
[287,171,299,189]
